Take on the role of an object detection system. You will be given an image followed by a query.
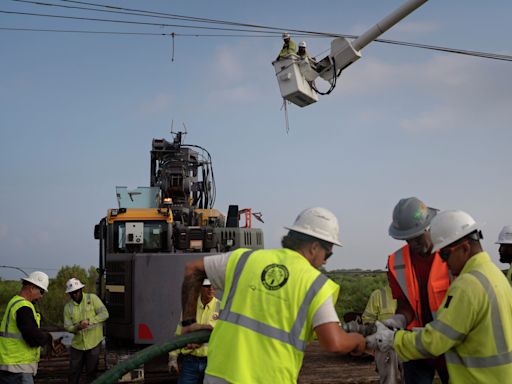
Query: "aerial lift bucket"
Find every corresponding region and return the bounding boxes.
[273,55,319,107]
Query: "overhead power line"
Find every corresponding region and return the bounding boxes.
[2,26,512,63]
[3,0,512,63]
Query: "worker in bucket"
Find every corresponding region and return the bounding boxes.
[63,278,109,384]
[362,285,403,384]
[368,209,512,382]
[276,32,297,60]
[0,271,66,384]
[496,225,512,286]
[385,197,450,384]
[180,207,366,383]
[169,278,220,384]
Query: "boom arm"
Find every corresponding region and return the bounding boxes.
[273,0,429,107]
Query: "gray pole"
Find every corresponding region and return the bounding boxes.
[352,0,428,52]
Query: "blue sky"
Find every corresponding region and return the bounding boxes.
[1,0,511,279]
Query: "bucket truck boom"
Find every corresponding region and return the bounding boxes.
[272,0,429,107]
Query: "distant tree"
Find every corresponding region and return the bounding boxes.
[0,279,22,319]
[326,271,388,320]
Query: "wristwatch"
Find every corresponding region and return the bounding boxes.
[181,319,196,327]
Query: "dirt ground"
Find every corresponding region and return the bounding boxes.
[36,341,380,383]
[299,341,379,384]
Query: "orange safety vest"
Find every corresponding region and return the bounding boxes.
[387,245,450,329]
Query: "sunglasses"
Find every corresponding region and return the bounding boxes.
[439,240,467,261]
[320,243,333,260]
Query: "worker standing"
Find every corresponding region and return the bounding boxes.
[0,271,65,384]
[297,41,310,59]
[496,225,512,286]
[369,210,512,382]
[385,197,450,384]
[276,32,297,60]
[362,285,403,384]
[63,278,109,384]
[180,207,365,383]
[169,278,219,384]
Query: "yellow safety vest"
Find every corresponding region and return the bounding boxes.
[0,295,41,372]
[205,248,339,383]
[362,285,397,323]
[279,40,298,58]
[172,296,220,357]
[394,252,512,382]
[63,293,109,350]
[507,266,512,286]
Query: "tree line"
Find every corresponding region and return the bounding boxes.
[0,266,389,328]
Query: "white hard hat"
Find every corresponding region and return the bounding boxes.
[282,32,290,39]
[202,278,212,286]
[496,225,512,244]
[389,197,437,240]
[299,41,307,48]
[430,210,479,252]
[65,278,85,293]
[285,207,342,246]
[22,271,49,292]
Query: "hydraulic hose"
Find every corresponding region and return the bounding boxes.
[92,330,211,384]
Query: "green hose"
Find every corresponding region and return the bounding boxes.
[92,330,211,384]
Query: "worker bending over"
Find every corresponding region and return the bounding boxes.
[385,197,450,383]
[496,225,512,285]
[369,210,512,382]
[180,207,365,383]
[0,272,65,384]
[362,285,403,384]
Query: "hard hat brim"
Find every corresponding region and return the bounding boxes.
[284,226,342,246]
[65,282,85,293]
[431,223,479,252]
[21,277,48,292]
[388,207,437,240]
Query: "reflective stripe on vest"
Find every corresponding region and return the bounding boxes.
[219,250,329,352]
[415,330,435,359]
[1,299,25,339]
[380,288,388,310]
[444,270,512,368]
[393,247,408,299]
[388,246,450,329]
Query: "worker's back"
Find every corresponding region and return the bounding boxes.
[362,285,397,324]
[205,248,339,383]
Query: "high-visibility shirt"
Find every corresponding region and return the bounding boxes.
[279,40,298,58]
[394,252,512,382]
[172,296,220,357]
[63,293,108,350]
[387,245,450,329]
[507,266,512,286]
[0,295,41,374]
[362,285,397,324]
[205,248,339,384]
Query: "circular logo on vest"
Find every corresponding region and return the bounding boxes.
[261,264,289,290]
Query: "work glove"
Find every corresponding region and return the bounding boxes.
[381,314,407,330]
[168,355,179,374]
[374,321,396,352]
[51,337,67,356]
[365,332,378,351]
